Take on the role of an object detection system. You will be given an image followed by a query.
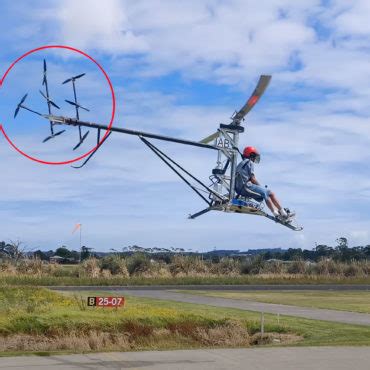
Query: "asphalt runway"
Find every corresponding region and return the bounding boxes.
[1,347,369,369]
[50,284,370,291]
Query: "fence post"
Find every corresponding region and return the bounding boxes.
[261,311,264,335]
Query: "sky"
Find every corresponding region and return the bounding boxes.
[1,0,370,252]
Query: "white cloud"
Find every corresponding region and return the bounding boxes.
[1,0,370,250]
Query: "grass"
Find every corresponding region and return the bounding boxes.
[1,274,370,286]
[83,289,370,347]
[1,286,370,356]
[176,290,370,314]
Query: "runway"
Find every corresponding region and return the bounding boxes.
[1,347,369,369]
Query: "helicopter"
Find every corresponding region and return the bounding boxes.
[12,59,303,231]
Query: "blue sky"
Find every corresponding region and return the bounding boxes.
[1,0,370,252]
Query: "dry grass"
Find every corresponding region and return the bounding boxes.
[194,320,250,347]
[0,331,131,352]
[0,322,301,353]
[250,333,303,346]
[1,255,369,287]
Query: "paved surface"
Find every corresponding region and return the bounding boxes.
[104,289,370,326]
[49,284,370,291]
[1,347,369,369]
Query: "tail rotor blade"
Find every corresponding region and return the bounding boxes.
[79,105,89,112]
[14,106,20,118]
[65,99,77,106]
[20,93,28,105]
[42,129,66,143]
[65,99,89,111]
[14,93,28,118]
[39,90,60,109]
[74,73,85,80]
[42,59,47,85]
[62,73,85,84]
[39,90,47,100]
[72,131,112,169]
[73,130,90,150]
[54,129,65,137]
[62,77,72,84]
[50,100,60,109]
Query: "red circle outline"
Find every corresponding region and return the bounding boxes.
[0,45,116,165]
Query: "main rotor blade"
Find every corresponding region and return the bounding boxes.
[232,75,271,123]
[65,99,89,111]
[200,131,219,144]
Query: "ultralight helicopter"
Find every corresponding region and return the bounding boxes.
[12,59,302,231]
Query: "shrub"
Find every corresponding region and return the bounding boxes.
[79,258,100,278]
[286,259,306,274]
[314,258,343,275]
[16,258,43,275]
[169,255,209,276]
[126,253,151,276]
[209,258,240,276]
[240,256,265,274]
[99,255,129,277]
[0,261,17,275]
[343,261,365,277]
[262,260,284,274]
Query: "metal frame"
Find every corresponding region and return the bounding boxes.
[12,65,303,231]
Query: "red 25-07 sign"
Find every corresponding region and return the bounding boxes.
[87,296,125,307]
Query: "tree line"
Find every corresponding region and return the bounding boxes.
[1,237,370,264]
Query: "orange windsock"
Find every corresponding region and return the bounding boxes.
[72,223,81,234]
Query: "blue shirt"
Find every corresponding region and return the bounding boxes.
[235,159,254,193]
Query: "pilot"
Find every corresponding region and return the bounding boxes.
[235,146,295,221]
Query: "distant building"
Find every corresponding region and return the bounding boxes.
[50,255,65,264]
[49,255,78,264]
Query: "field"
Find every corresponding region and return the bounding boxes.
[176,290,370,314]
[1,274,370,286]
[1,286,370,356]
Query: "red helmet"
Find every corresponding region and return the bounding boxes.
[243,146,260,163]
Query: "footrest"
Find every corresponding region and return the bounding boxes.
[231,198,248,207]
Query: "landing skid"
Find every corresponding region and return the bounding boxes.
[189,198,303,231]
[264,214,303,231]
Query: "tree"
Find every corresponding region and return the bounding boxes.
[33,250,48,261]
[335,237,351,262]
[55,247,72,258]
[80,246,93,261]
[0,240,26,262]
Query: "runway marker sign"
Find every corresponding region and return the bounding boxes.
[87,296,125,308]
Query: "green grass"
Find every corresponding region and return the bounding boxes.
[1,274,370,286]
[176,290,370,314]
[89,289,370,347]
[1,286,370,356]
